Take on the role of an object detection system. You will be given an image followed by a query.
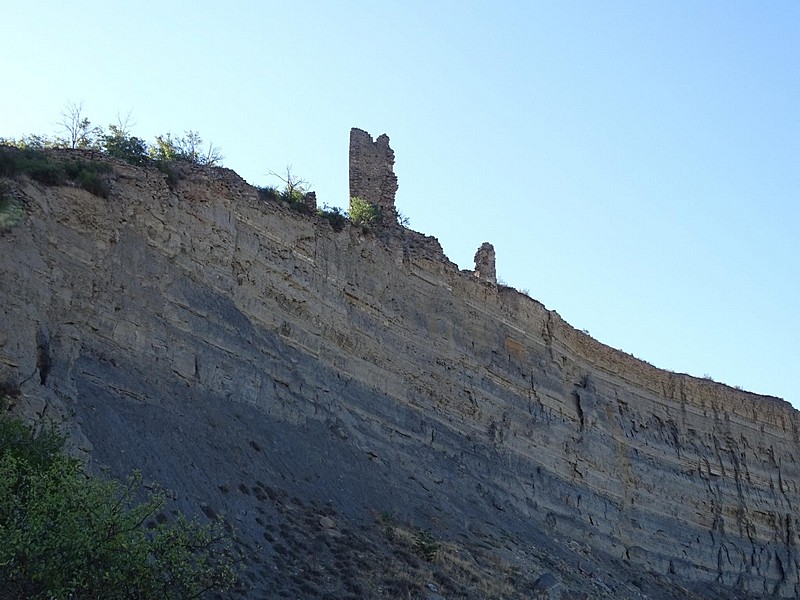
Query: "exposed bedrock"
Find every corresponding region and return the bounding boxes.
[1,156,798,598]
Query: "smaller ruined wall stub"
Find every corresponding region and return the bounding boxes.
[349,128,398,213]
[473,242,496,284]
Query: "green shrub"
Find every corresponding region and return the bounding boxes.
[62,159,111,180]
[156,160,180,188]
[0,146,66,184]
[0,410,62,469]
[65,160,112,198]
[75,169,109,197]
[349,196,383,229]
[264,167,313,213]
[103,126,148,165]
[0,146,112,198]
[150,131,223,167]
[280,188,305,205]
[0,146,18,178]
[318,205,347,231]
[0,413,239,598]
[0,185,23,230]
[412,529,439,562]
[257,185,280,202]
[150,133,182,162]
[281,188,314,214]
[259,181,313,214]
[27,161,66,185]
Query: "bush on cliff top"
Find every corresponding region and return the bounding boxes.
[2,102,224,174]
[102,124,149,166]
[317,204,347,231]
[0,408,240,599]
[0,145,112,198]
[349,196,383,230]
[150,130,224,167]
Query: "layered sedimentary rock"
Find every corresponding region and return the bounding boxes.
[1,153,798,598]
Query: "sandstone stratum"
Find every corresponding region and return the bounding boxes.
[1,131,798,599]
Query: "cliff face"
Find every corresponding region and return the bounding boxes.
[1,154,798,599]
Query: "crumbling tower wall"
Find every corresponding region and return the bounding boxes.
[349,128,398,214]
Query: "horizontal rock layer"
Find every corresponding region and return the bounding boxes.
[1,155,798,598]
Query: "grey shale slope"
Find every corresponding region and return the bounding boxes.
[1,151,798,599]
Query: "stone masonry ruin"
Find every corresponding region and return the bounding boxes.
[349,128,398,217]
[473,242,497,284]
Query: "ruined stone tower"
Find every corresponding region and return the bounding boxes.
[349,128,398,214]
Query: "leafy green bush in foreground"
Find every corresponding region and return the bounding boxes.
[0,409,239,599]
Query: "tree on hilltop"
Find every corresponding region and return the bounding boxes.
[3,102,224,169]
[151,131,224,166]
[57,101,103,149]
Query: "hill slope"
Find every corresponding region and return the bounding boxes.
[1,152,798,599]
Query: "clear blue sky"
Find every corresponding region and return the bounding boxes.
[3,1,799,406]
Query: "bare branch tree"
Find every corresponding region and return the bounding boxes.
[201,141,224,167]
[182,130,203,162]
[183,131,223,166]
[268,165,308,196]
[57,101,97,149]
[113,109,136,137]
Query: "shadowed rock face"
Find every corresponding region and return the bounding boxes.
[1,154,798,599]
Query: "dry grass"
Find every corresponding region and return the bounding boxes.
[0,184,23,229]
[370,513,530,599]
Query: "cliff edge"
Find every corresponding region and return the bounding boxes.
[1,147,798,599]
